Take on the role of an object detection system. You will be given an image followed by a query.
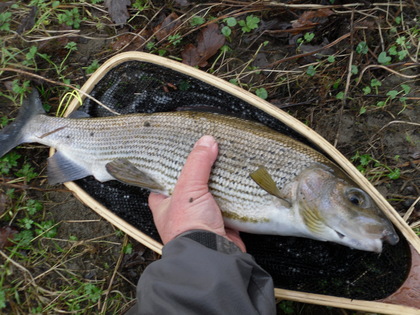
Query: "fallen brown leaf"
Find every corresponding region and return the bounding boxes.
[104,0,131,25]
[292,9,334,29]
[17,6,37,34]
[153,13,182,41]
[0,226,19,249]
[112,31,151,51]
[182,23,225,67]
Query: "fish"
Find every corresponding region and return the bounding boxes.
[0,90,399,252]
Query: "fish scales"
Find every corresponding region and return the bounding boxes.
[0,91,400,252]
[29,111,326,221]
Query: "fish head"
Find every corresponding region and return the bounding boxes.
[295,165,399,253]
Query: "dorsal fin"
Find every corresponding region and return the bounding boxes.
[67,110,90,119]
[250,166,291,207]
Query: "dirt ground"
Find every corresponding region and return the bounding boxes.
[0,1,419,314]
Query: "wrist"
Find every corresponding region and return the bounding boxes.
[177,230,243,254]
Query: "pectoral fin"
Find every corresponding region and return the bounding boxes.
[106,159,164,191]
[301,207,325,234]
[250,166,291,207]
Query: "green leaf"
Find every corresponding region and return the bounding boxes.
[190,16,205,26]
[327,55,335,63]
[306,65,316,76]
[304,32,315,42]
[239,15,260,33]
[84,284,102,302]
[245,15,260,29]
[0,116,10,128]
[335,91,345,100]
[351,65,358,75]
[20,218,34,230]
[376,101,386,107]
[255,88,268,99]
[65,41,78,51]
[370,78,382,87]
[359,154,372,166]
[85,60,100,75]
[14,230,33,247]
[225,17,237,27]
[386,90,399,99]
[356,41,368,54]
[0,290,6,309]
[0,12,12,31]
[388,168,400,180]
[396,36,406,45]
[359,106,367,114]
[388,45,398,56]
[378,51,391,64]
[0,152,21,175]
[35,220,57,238]
[401,84,411,94]
[221,26,231,37]
[362,86,371,95]
[15,163,38,182]
[123,243,133,254]
[397,50,408,60]
[26,199,43,215]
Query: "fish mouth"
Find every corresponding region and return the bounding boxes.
[381,231,399,245]
[332,229,383,253]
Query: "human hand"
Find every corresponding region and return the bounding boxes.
[148,135,246,252]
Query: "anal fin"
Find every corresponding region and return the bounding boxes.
[106,159,164,191]
[48,151,91,185]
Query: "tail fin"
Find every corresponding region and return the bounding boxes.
[0,89,46,157]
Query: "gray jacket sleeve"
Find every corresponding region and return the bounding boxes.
[126,230,276,315]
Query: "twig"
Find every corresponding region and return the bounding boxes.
[223,1,409,9]
[0,179,69,192]
[334,10,355,147]
[355,63,419,85]
[265,33,351,68]
[375,16,385,52]
[403,196,420,222]
[0,250,35,281]
[100,234,129,314]
[410,220,420,229]
[0,67,120,115]
[369,120,420,143]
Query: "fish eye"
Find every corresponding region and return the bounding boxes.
[346,188,371,209]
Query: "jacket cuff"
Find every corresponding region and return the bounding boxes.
[178,230,242,254]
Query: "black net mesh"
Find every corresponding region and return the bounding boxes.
[75,60,410,300]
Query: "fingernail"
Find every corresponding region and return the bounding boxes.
[194,135,215,148]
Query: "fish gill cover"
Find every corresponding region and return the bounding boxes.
[76,60,410,300]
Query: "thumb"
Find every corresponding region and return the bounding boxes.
[173,135,218,196]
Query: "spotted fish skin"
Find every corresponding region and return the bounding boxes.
[29,111,328,220]
[0,91,399,252]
